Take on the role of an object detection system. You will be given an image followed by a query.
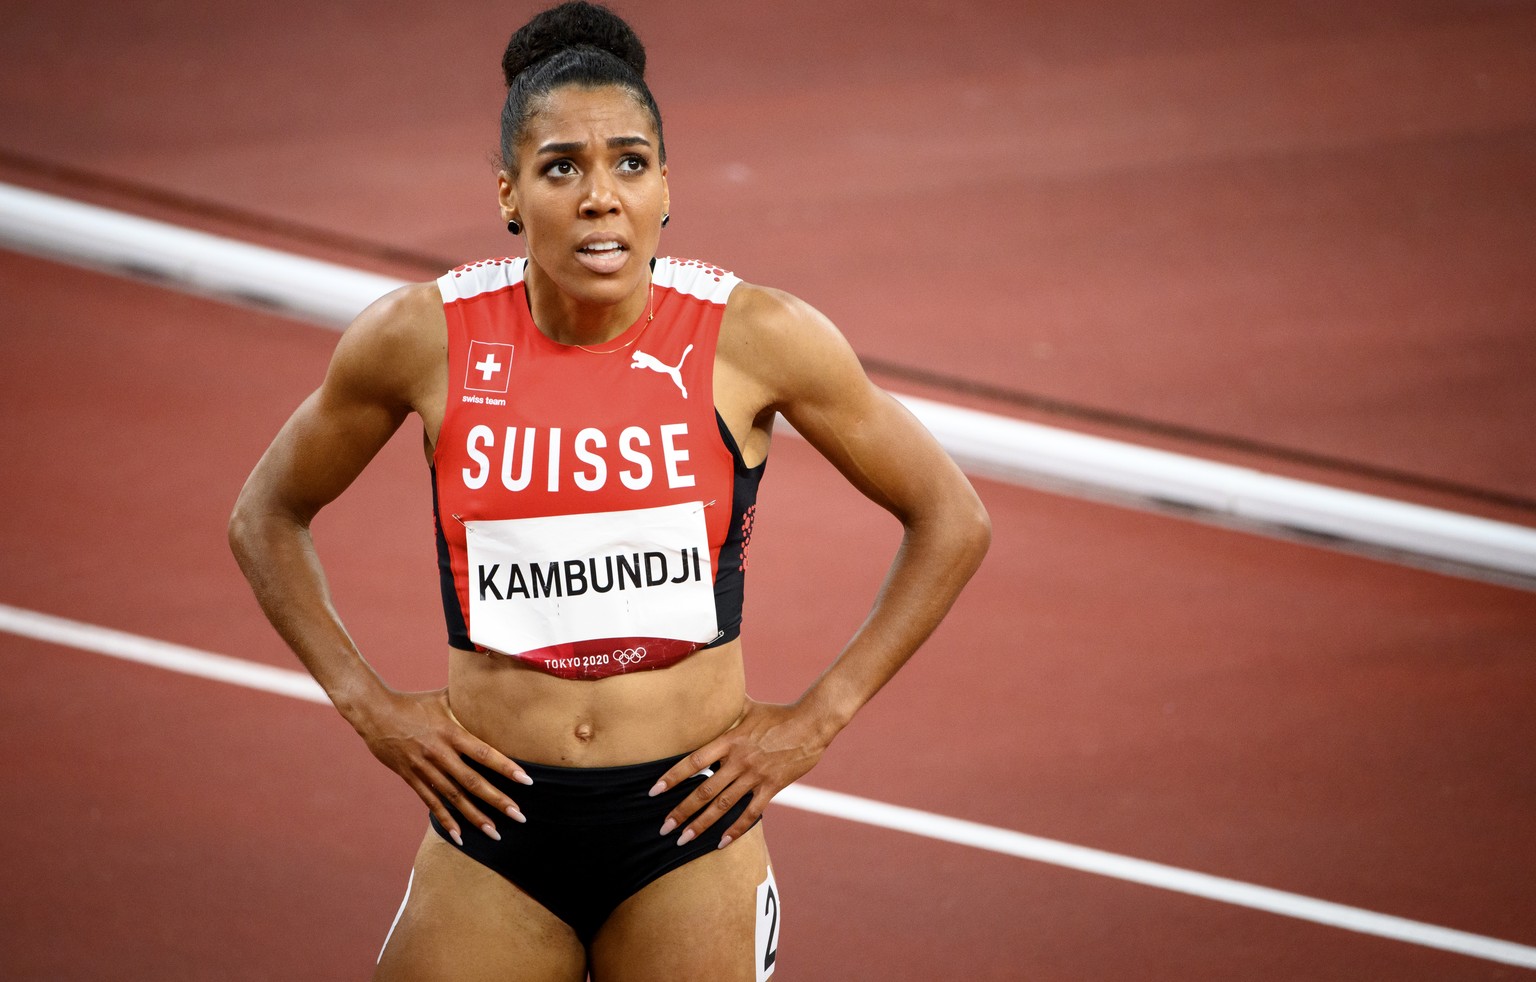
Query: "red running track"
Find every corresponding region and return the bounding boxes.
[3,2,1535,979]
[3,252,1534,979]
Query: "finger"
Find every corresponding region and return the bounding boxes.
[715,796,771,850]
[445,755,527,824]
[405,773,464,847]
[657,762,736,835]
[459,734,534,787]
[648,746,724,799]
[419,761,503,843]
[673,776,750,847]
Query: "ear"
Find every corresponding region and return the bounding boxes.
[660,163,670,221]
[497,171,518,223]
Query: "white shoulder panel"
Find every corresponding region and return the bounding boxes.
[653,257,740,305]
[437,257,527,304]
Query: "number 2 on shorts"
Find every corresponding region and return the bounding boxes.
[755,865,780,981]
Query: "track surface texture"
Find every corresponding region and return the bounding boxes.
[2,2,1534,980]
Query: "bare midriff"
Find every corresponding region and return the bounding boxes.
[446,639,749,767]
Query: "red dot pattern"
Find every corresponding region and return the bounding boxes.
[672,256,730,283]
[738,503,757,571]
[452,257,519,278]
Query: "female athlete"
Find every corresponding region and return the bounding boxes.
[229,3,990,979]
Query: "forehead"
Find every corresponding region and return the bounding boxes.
[521,84,657,151]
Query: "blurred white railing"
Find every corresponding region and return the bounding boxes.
[4,181,1534,582]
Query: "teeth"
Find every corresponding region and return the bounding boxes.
[582,241,622,252]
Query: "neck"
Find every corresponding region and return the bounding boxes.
[523,259,651,346]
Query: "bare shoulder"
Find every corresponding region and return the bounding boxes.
[718,281,865,413]
[718,281,980,528]
[325,280,447,415]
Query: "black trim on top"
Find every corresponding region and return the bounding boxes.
[704,411,767,649]
[430,464,475,651]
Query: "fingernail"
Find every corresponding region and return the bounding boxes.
[717,835,732,850]
[450,828,464,847]
[659,818,677,836]
[481,823,501,842]
[516,771,534,786]
[648,780,666,798]
[507,807,526,824]
[677,828,696,847]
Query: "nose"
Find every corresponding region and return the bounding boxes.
[580,171,621,218]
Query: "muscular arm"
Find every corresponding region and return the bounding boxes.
[229,287,421,714]
[229,283,531,842]
[657,285,992,845]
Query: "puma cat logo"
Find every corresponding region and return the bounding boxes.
[631,344,693,399]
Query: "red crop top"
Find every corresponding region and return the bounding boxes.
[431,256,764,680]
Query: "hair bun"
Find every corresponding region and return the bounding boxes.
[502,1,646,86]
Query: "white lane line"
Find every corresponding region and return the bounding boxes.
[777,786,1536,970]
[0,602,327,705]
[4,181,1536,584]
[3,601,1533,969]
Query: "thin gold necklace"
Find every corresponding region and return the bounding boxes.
[574,280,655,354]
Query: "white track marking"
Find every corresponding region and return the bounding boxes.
[0,603,327,704]
[775,785,1536,970]
[2,182,1535,584]
[2,602,1532,969]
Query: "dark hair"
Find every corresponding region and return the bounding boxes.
[499,2,665,169]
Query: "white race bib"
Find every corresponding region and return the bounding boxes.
[464,501,717,656]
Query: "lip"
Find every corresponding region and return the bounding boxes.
[573,231,631,275]
[577,230,630,250]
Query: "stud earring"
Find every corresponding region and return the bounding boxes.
[660,213,670,228]
[507,218,522,235]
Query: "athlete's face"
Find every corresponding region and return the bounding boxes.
[499,84,669,314]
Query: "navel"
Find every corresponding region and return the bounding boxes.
[573,721,595,743]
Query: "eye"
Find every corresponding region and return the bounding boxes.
[543,159,577,178]
[618,154,647,174]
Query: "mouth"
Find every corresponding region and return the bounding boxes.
[574,237,630,274]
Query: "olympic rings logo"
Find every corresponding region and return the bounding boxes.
[613,647,648,666]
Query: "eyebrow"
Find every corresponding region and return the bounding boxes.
[535,135,653,155]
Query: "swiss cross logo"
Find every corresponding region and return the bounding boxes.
[465,341,513,393]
